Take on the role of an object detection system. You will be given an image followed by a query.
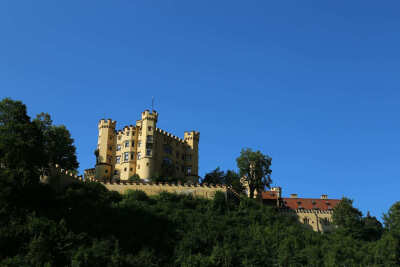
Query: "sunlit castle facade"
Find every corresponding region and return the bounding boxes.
[92,110,199,181]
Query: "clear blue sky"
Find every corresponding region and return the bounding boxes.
[1,1,399,220]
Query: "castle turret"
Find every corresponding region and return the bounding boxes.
[95,119,116,180]
[136,110,158,179]
[184,131,200,180]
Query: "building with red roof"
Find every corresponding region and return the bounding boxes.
[262,187,341,232]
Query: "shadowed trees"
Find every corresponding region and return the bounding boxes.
[236,148,272,199]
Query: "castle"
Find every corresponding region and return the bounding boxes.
[87,109,199,182]
[262,188,340,232]
[80,109,340,232]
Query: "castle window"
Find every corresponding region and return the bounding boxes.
[107,156,112,163]
[320,218,329,225]
[116,156,121,164]
[148,126,152,131]
[109,136,112,140]
[131,141,135,147]
[163,144,172,155]
[138,141,141,148]
[163,157,172,164]
[124,168,127,171]
[147,135,153,143]
[108,145,112,150]
[186,167,192,175]
[124,152,129,162]
[303,218,310,224]
[130,168,133,171]
[137,152,141,160]
[124,141,129,148]
[130,152,135,160]
[118,136,121,140]
[116,144,121,151]
[127,131,130,136]
[105,170,108,173]
[146,149,152,156]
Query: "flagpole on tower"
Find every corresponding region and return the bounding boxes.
[151,96,155,113]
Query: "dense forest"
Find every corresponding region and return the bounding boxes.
[0,98,399,266]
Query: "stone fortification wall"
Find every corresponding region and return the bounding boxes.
[279,208,335,233]
[100,181,226,199]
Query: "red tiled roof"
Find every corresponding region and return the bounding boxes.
[281,197,340,211]
[261,191,279,200]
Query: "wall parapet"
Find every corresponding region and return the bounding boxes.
[279,207,334,214]
[99,181,226,199]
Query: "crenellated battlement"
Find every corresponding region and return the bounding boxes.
[98,119,117,128]
[141,109,158,122]
[99,181,226,188]
[116,125,136,135]
[279,208,334,214]
[155,128,186,144]
[93,109,199,180]
[184,131,200,141]
[98,180,226,199]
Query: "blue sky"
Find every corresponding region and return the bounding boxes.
[1,1,399,219]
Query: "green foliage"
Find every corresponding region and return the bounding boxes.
[203,168,245,197]
[203,167,225,184]
[332,197,364,239]
[128,174,141,182]
[384,201,400,237]
[34,112,79,172]
[236,148,272,199]
[0,98,44,186]
[1,98,399,266]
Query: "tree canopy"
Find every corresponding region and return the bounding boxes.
[236,148,272,199]
[0,98,399,266]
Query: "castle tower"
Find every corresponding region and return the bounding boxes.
[95,119,116,180]
[184,131,200,180]
[136,110,158,179]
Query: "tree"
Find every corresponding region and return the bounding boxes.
[224,169,246,196]
[128,174,141,182]
[332,197,363,239]
[33,113,79,174]
[236,148,272,199]
[383,201,400,237]
[0,98,44,185]
[362,212,383,241]
[202,167,225,185]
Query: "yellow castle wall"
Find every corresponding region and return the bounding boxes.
[94,110,199,181]
[101,182,226,199]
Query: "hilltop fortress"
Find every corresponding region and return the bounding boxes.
[80,109,340,232]
[87,109,199,181]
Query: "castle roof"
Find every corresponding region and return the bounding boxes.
[261,190,340,211]
[281,197,340,211]
[261,191,279,200]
